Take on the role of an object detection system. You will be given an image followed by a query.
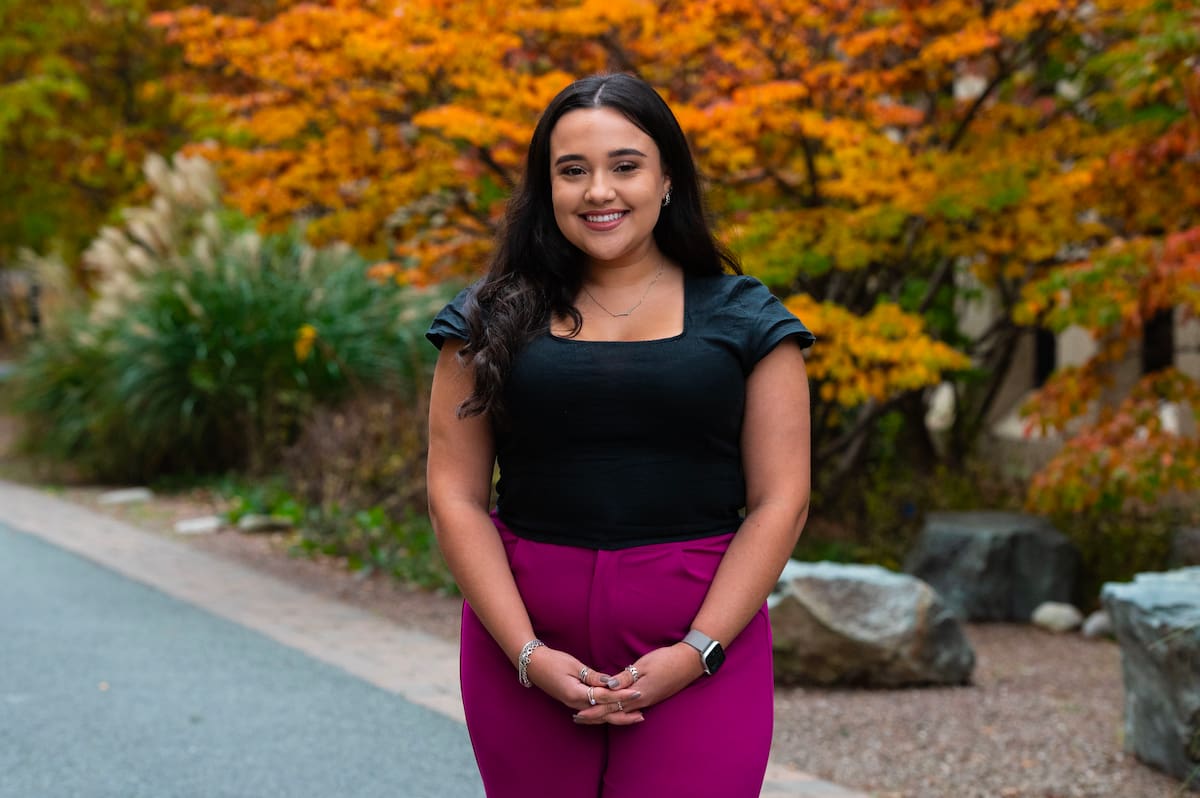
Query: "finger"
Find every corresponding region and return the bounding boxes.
[573,708,644,725]
[606,664,641,690]
[572,684,638,713]
[572,708,606,724]
[579,667,613,688]
[583,686,642,711]
[603,710,645,726]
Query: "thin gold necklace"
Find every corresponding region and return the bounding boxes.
[582,260,666,318]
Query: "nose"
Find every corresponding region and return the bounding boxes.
[584,173,616,204]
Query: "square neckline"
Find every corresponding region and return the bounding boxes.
[547,272,689,345]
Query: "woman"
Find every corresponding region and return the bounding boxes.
[426,73,813,798]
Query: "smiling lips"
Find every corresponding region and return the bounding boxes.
[581,210,628,230]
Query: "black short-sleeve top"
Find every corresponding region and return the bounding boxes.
[426,273,814,549]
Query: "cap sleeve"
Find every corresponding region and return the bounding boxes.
[734,276,815,369]
[425,286,473,350]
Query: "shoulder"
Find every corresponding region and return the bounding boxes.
[689,272,794,318]
[690,272,815,364]
[425,282,479,350]
[689,272,771,311]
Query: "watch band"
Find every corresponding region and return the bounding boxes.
[682,629,715,653]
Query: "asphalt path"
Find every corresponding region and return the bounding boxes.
[0,521,485,798]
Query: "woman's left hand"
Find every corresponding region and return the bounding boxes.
[571,642,703,725]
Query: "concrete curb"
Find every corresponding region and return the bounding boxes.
[0,478,870,798]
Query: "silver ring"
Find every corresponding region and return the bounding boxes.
[617,701,624,712]
[587,686,596,706]
[579,667,589,683]
[625,665,640,683]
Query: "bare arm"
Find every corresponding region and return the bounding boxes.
[427,340,532,665]
[582,340,810,716]
[688,340,811,647]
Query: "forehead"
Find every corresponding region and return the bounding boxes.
[549,107,660,158]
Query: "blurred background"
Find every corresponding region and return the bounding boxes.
[1,0,1197,599]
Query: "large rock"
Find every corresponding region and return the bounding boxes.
[1102,567,1200,787]
[904,511,1080,621]
[768,560,975,687]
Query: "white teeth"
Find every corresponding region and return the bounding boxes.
[584,212,623,223]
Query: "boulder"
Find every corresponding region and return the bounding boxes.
[1081,610,1113,639]
[768,560,975,687]
[1101,567,1200,786]
[904,511,1080,621]
[1031,601,1083,633]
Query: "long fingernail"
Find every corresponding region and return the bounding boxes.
[572,714,584,723]
[631,691,642,699]
[606,678,619,688]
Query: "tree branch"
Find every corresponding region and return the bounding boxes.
[800,133,822,207]
[816,399,888,474]
[475,146,516,190]
[917,255,955,314]
[599,32,640,76]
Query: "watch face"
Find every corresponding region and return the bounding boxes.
[703,642,726,675]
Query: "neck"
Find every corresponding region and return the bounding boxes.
[582,252,663,289]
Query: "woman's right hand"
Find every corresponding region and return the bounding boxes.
[525,646,644,725]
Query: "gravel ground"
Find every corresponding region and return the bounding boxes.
[772,624,1184,797]
[12,472,1192,798]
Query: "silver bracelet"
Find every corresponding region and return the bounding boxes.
[518,639,545,688]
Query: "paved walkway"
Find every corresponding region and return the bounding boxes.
[0,478,869,797]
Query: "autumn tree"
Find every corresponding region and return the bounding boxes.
[0,0,289,273]
[153,0,1198,514]
[0,0,189,273]
[1015,1,1200,513]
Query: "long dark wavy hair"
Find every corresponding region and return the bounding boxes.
[458,73,741,421]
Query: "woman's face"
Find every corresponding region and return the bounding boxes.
[548,107,671,268]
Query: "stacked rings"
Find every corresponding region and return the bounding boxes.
[625,665,640,683]
[587,686,596,706]
[579,667,589,683]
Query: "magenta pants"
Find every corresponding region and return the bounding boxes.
[460,513,774,798]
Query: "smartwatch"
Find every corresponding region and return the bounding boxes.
[682,629,726,676]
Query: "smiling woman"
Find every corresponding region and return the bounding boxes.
[425,73,815,798]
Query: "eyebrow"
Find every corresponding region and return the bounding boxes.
[554,148,648,166]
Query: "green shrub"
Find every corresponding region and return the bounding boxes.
[219,474,306,526]
[217,476,455,593]
[11,227,451,481]
[296,506,456,593]
[283,391,429,520]
[8,319,125,475]
[804,456,1025,569]
[1051,509,1178,607]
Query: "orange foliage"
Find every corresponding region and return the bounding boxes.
[1026,370,1200,514]
[153,0,1200,507]
[786,295,971,407]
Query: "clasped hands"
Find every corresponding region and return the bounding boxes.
[523,643,705,726]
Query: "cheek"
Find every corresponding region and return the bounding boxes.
[551,185,579,227]
[550,182,569,213]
